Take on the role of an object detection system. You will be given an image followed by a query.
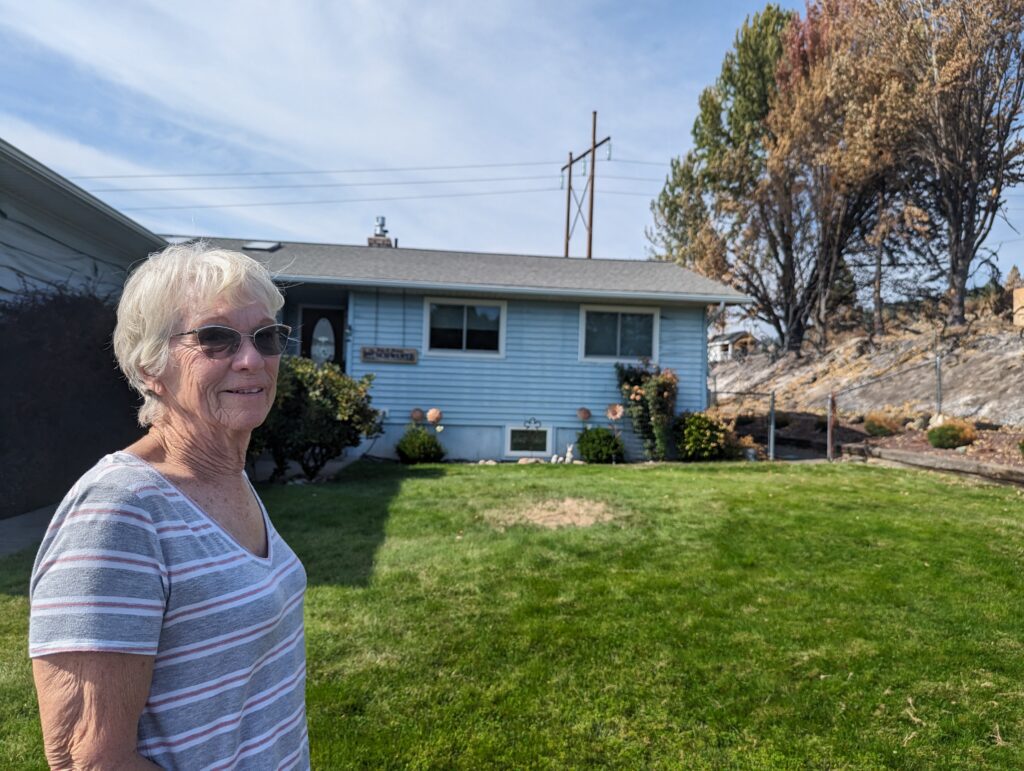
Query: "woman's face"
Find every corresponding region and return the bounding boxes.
[153,298,281,435]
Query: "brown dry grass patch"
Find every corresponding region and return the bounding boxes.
[488,497,618,530]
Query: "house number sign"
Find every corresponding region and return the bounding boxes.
[360,346,418,364]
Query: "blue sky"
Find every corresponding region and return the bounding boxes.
[1,0,1020,280]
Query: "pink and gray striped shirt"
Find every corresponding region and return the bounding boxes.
[29,452,309,770]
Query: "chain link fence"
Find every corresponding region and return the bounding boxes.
[825,353,949,461]
[708,388,777,460]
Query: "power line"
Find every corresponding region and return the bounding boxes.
[603,190,661,197]
[609,158,670,167]
[68,157,672,182]
[87,172,664,195]
[88,174,558,194]
[72,160,563,181]
[122,186,561,212]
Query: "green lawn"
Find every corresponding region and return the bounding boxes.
[3,462,1024,769]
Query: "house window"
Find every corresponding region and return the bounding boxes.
[505,426,552,456]
[425,298,505,355]
[581,305,658,360]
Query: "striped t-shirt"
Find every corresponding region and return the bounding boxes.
[29,452,309,770]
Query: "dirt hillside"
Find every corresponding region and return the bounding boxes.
[711,321,1024,427]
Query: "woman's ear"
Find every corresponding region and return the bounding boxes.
[140,368,164,397]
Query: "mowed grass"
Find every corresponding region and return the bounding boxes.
[2,462,1024,769]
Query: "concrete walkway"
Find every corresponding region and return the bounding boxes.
[0,504,56,558]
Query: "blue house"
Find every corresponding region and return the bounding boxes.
[206,228,747,461]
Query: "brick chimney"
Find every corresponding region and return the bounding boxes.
[367,215,394,248]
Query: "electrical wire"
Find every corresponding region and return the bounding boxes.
[70,157,673,182]
[88,173,665,194]
[89,174,558,194]
[121,186,562,211]
[72,160,563,181]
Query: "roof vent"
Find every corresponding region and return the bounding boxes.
[368,216,394,248]
[242,240,282,252]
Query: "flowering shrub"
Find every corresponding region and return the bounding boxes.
[396,424,446,464]
[615,362,678,460]
[674,412,732,461]
[248,356,381,481]
[576,426,625,464]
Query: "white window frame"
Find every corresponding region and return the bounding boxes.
[422,296,506,358]
[504,425,553,457]
[579,304,660,363]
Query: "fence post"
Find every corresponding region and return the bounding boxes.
[826,391,835,462]
[768,391,776,461]
[935,352,942,416]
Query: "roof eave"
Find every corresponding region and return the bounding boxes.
[0,138,166,252]
[274,273,752,305]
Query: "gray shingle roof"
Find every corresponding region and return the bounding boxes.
[200,237,749,305]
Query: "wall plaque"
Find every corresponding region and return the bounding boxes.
[361,346,418,364]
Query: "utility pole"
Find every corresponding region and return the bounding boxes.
[562,111,610,258]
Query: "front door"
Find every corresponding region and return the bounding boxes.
[300,307,347,370]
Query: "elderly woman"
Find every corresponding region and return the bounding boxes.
[28,243,308,769]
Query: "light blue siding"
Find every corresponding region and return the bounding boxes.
[342,290,710,460]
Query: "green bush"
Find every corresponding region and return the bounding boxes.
[675,412,731,462]
[0,284,142,518]
[249,356,381,480]
[864,411,903,437]
[927,421,976,450]
[576,427,625,464]
[396,424,446,464]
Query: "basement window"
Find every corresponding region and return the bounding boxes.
[506,426,552,457]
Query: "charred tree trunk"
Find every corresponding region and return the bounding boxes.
[872,239,885,338]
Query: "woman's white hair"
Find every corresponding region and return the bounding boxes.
[114,240,285,427]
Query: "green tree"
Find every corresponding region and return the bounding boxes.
[650,5,822,353]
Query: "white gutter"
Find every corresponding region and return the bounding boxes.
[274,273,752,305]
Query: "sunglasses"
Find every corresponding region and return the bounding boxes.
[171,324,292,359]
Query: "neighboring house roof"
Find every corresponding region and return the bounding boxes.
[710,331,758,345]
[197,237,750,305]
[0,138,166,265]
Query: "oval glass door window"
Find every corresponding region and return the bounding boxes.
[310,317,336,364]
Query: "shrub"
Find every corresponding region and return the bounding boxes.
[927,419,977,449]
[1019,438,1024,458]
[615,362,678,460]
[396,424,446,464]
[675,412,731,462]
[0,285,142,518]
[576,426,625,464]
[249,356,382,480]
[864,411,903,437]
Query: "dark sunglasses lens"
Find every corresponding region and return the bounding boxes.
[196,327,240,357]
[253,326,288,356]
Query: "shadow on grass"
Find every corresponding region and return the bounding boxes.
[263,461,444,589]
[0,548,35,597]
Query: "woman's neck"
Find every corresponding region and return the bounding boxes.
[136,419,251,484]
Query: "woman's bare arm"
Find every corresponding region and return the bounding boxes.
[33,652,162,770]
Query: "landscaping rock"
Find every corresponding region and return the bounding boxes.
[517,457,543,464]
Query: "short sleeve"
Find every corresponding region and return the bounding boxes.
[29,476,168,658]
